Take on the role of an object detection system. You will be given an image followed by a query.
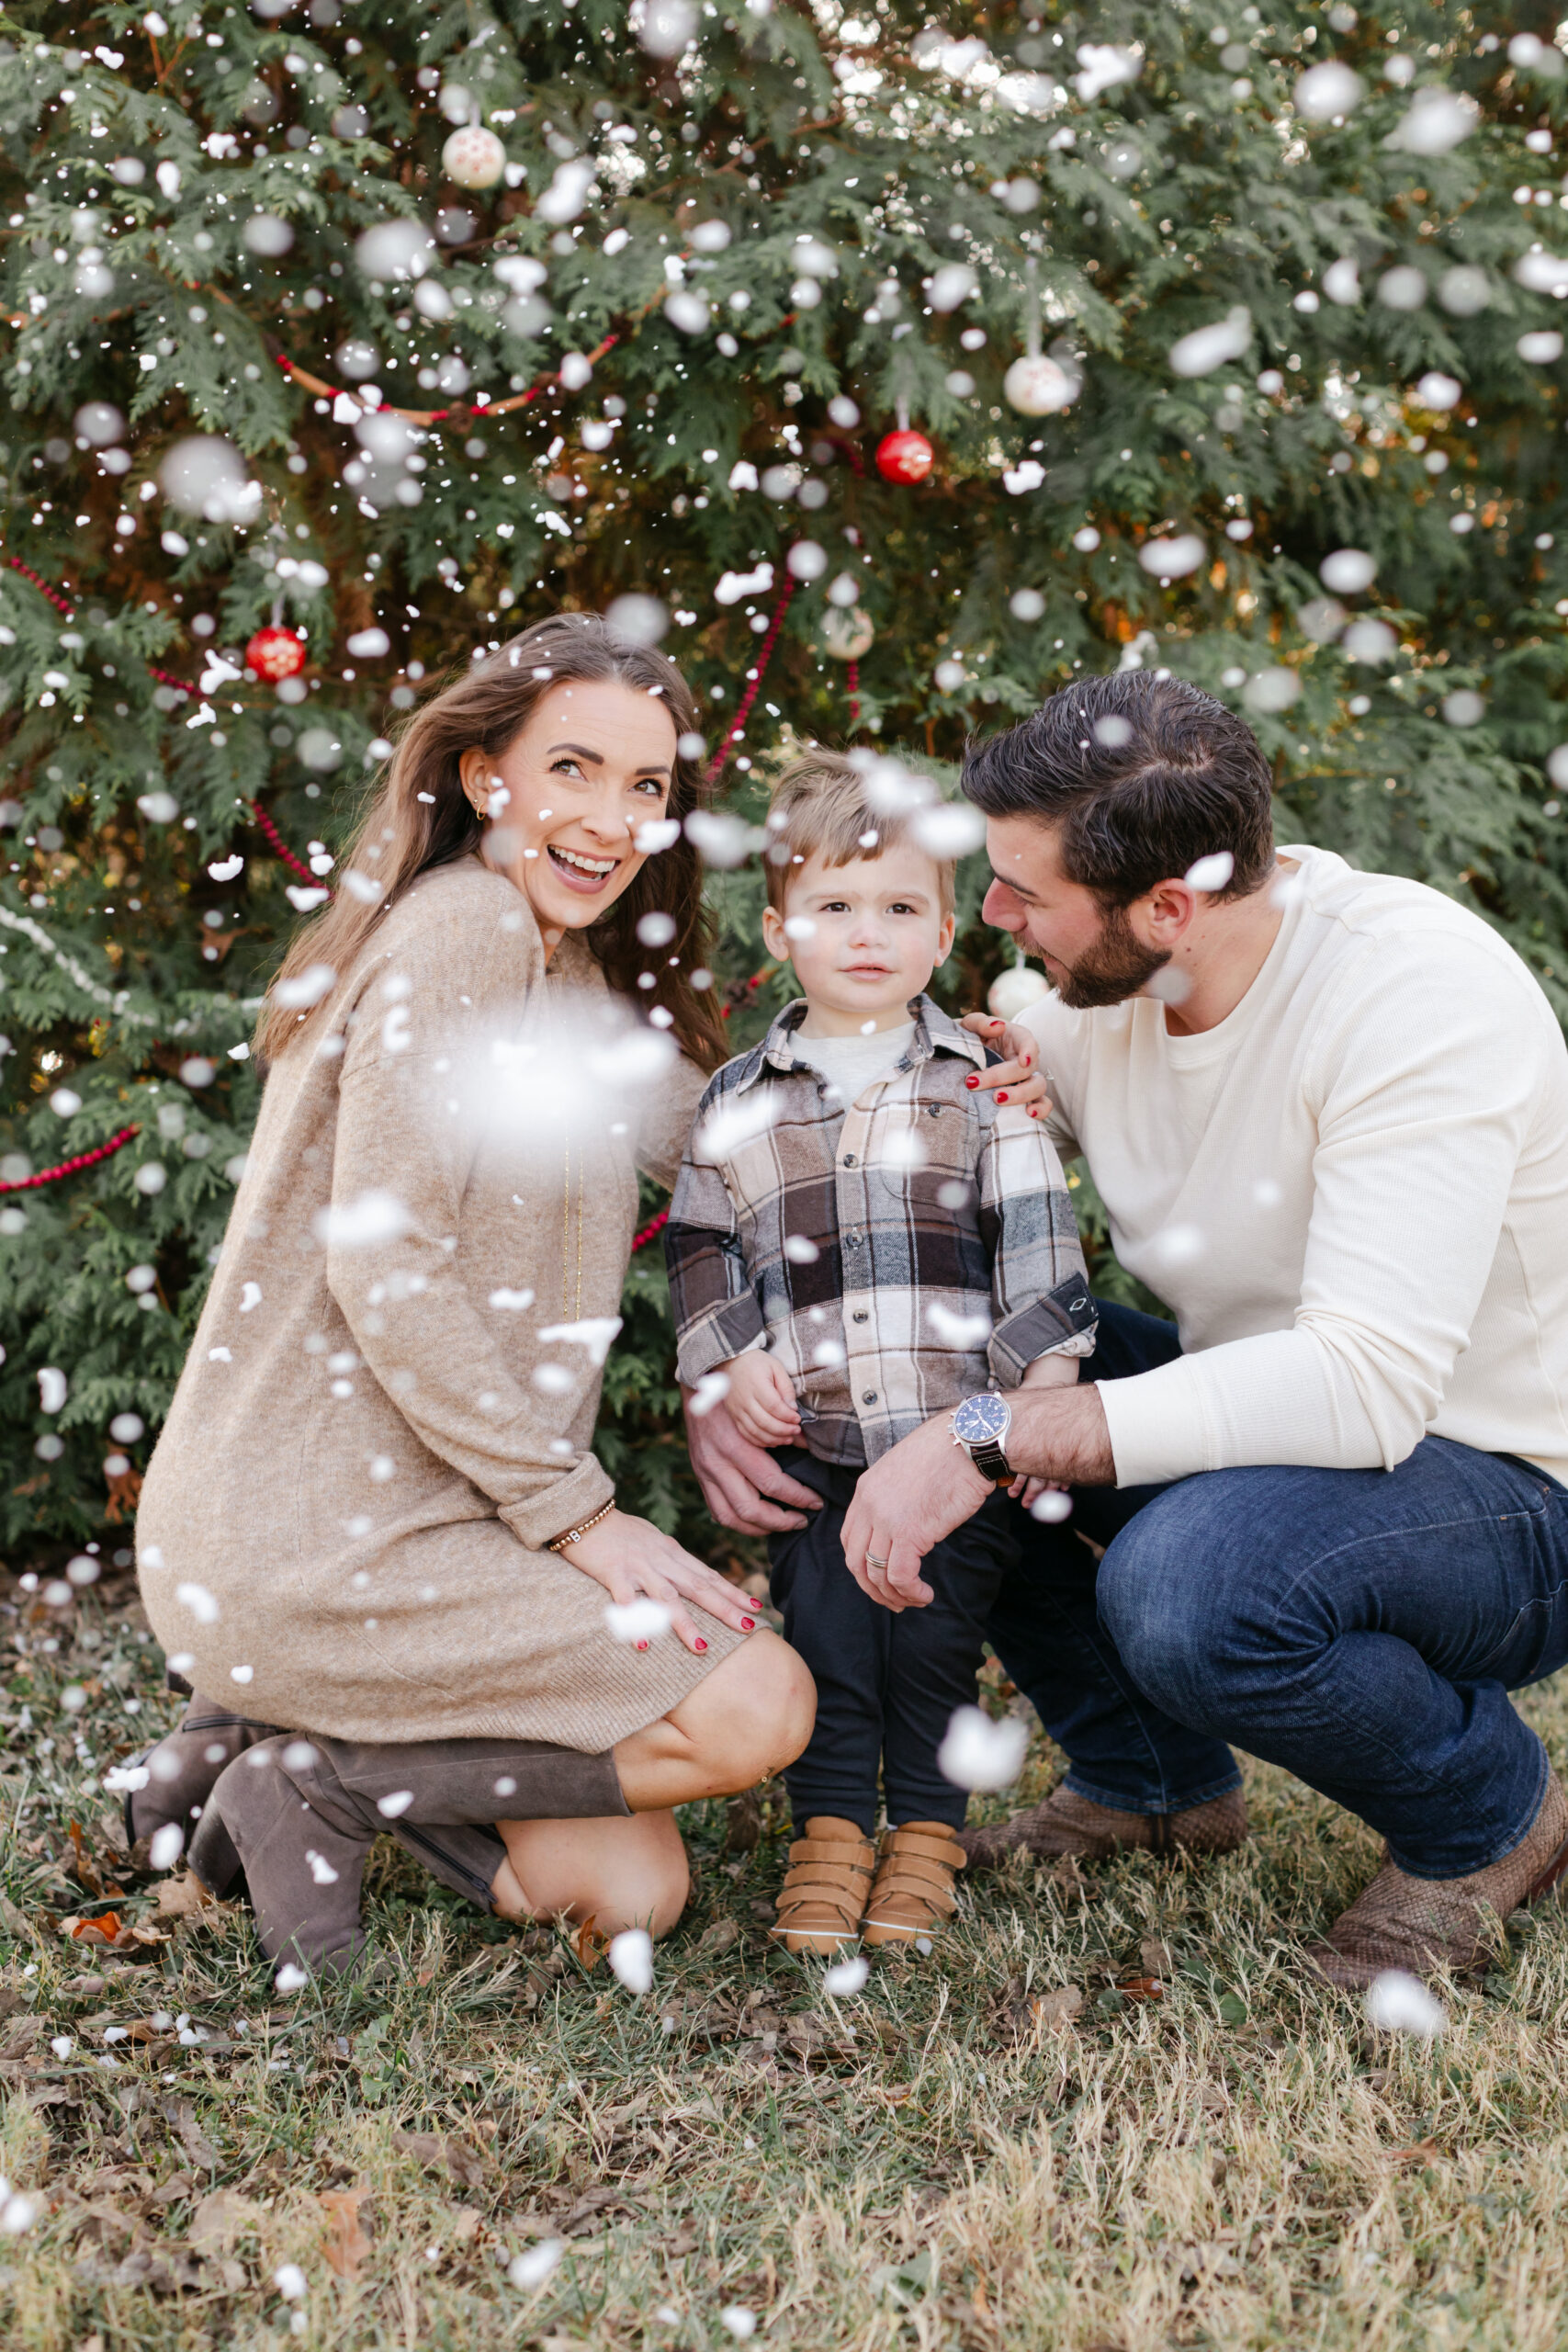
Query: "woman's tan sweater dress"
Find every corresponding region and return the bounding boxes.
[135,856,742,1747]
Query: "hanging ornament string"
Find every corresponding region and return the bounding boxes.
[0,1125,141,1194]
[705,578,795,787]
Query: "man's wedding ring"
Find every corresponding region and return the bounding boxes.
[866,1552,888,1569]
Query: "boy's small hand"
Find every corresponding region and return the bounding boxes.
[717,1351,803,1448]
[958,1013,1054,1119]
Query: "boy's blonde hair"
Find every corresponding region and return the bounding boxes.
[763,750,957,916]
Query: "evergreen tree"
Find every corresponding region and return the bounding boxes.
[2,0,1565,1567]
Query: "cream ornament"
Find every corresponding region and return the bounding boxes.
[987,960,1048,1019]
[441,124,507,190]
[1003,353,1077,417]
[821,605,874,661]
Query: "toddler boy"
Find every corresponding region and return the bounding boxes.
[665,753,1096,1952]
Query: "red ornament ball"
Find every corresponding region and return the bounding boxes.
[874,429,935,486]
[245,625,307,683]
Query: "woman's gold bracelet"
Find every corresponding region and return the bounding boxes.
[544,1498,616,1554]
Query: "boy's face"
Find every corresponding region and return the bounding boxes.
[761,842,955,1035]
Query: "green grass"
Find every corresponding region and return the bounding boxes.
[6,1566,1568,2351]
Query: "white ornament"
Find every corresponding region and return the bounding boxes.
[441,125,506,191]
[821,605,874,661]
[987,962,1047,1019]
[1003,353,1077,416]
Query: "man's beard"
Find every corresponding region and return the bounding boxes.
[1045,901,1171,1011]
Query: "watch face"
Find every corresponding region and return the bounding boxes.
[953,1393,1010,1445]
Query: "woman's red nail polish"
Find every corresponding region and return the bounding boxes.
[997,1091,1009,1103]
[964,1074,978,1089]
[636,1640,649,1652]
[741,1616,756,1631]
[694,1638,708,1652]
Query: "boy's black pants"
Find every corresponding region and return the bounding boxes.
[766,1446,1021,1836]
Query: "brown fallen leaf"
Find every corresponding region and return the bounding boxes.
[1386,2138,1442,2165]
[319,2186,372,2281]
[390,2131,488,2191]
[68,1910,123,1945]
[1032,1986,1085,2031]
[174,2099,219,2175]
[725,1790,761,1854]
[697,1917,741,1958]
[1117,1974,1164,2002]
[155,1874,218,1920]
[189,2189,263,2252]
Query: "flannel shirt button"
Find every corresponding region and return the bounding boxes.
[862,1389,878,1405]
[928,1103,942,1116]
[842,1153,857,1167]
[852,1310,869,1323]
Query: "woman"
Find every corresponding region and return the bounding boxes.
[131,613,816,1975]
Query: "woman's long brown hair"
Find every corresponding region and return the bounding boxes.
[255,613,728,1071]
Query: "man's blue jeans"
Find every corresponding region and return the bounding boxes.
[987,1301,1568,1879]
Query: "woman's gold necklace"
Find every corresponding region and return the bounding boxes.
[562,1141,584,1319]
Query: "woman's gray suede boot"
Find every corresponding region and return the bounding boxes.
[187,1732,626,1974]
[122,1691,283,1860]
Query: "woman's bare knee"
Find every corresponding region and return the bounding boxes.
[674,1632,815,1786]
[495,1811,689,1938]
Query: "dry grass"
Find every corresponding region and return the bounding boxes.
[6,1567,1568,2351]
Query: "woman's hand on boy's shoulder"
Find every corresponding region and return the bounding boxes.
[958,1016,1054,1119]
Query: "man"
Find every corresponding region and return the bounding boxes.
[687,669,1568,1989]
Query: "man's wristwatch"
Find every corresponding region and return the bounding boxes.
[951,1393,1015,1487]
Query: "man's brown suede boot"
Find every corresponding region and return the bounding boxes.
[961,1781,1250,1870]
[1306,1769,1568,1990]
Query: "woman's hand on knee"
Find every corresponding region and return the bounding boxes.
[566,1508,758,1655]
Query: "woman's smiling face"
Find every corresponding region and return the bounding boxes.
[458,677,678,938]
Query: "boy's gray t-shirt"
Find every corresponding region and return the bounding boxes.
[793,1022,916,1103]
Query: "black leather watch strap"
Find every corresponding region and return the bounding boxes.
[969,1439,1013,1485]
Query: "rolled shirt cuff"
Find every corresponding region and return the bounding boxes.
[502,1454,616,1555]
[673,1295,768,1385]
[989,1273,1099,1388]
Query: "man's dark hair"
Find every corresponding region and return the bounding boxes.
[962,671,1276,908]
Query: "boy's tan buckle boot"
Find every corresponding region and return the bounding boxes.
[1305,1769,1568,1991]
[862,1822,966,1948]
[771,1817,875,1955]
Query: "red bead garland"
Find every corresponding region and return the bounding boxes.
[705,579,796,786]
[630,1206,670,1253]
[0,1125,141,1194]
[270,331,620,430]
[248,799,325,890]
[5,553,74,617]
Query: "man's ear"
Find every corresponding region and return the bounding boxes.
[1139,878,1199,946]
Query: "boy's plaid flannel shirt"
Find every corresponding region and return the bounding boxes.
[664,994,1098,1467]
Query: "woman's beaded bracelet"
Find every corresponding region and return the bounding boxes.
[544,1498,616,1554]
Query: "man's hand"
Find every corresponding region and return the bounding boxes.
[716,1351,803,1448]
[682,1388,821,1533]
[841,1414,992,1611]
[843,1383,1116,1608]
